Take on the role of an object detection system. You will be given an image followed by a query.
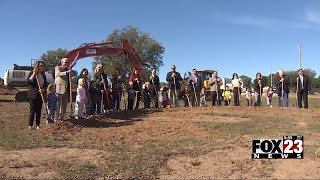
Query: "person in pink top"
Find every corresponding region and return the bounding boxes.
[74,78,88,119]
[266,87,274,107]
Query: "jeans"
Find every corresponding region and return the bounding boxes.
[112,92,121,110]
[254,92,261,107]
[278,93,289,107]
[211,91,222,106]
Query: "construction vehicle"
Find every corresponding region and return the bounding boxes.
[3,39,144,102]
[183,69,231,100]
[4,60,55,101]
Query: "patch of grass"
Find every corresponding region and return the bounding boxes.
[198,114,305,138]
[0,131,69,150]
[100,137,231,179]
[56,160,100,179]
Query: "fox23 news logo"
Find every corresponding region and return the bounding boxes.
[252,136,303,159]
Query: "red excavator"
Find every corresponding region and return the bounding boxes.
[4,39,144,101]
[64,39,144,77]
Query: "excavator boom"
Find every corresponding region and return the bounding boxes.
[63,39,144,77]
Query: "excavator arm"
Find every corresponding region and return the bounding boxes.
[63,39,144,77]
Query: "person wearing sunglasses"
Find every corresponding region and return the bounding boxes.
[166,65,183,108]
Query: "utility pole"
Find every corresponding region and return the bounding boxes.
[270,64,272,87]
[298,42,302,69]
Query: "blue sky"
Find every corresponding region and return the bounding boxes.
[1,0,320,82]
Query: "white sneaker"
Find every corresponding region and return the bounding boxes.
[36,126,40,130]
[28,126,32,129]
[75,116,79,120]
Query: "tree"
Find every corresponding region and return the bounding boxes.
[41,48,68,66]
[261,76,268,87]
[239,75,252,88]
[92,26,165,82]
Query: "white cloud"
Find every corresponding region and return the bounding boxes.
[305,9,320,24]
[211,11,318,30]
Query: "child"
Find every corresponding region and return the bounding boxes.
[245,88,253,107]
[222,86,232,106]
[200,88,207,107]
[89,80,100,115]
[74,78,88,119]
[143,82,152,108]
[127,81,135,110]
[266,87,273,107]
[162,87,170,108]
[181,86,190,107]
[46,84,58,123]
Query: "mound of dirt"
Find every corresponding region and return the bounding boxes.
[0,87,19,95]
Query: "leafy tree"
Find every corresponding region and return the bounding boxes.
[41,48,68,66]
[92,26,165,82]
[239,75,252,88]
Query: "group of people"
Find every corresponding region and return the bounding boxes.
[27,59,311,129]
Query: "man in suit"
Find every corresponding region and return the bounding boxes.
[149,68,160,108]
[166,65,183,108]
[188,69,202,107]
[55,58,72,120]
[253,72,264,107]
[274,69,291,107]
[293,69,311,108]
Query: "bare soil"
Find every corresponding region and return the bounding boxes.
[0,94,319,179]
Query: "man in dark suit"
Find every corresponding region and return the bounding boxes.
[149,68,160,108]
[166,65,183,108]
[188,69,202,107]
[293,69,311,108]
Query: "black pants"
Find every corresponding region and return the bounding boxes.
[184,98,189,107]
[233,88,240,106]
[298,89,308,108]
[211,91,222,106]
[191,89,200,107]
[224,100,230,106]
[29,99,43,126]
[128,98,134,110]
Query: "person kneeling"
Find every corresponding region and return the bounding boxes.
[245,88,254,107]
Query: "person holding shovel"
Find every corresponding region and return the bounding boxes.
[149,68,160,108]
[292,69,311,108]
[208,71,222,106]
[231,73,242,106]
[188,69,202,107]
[55,58,71,120]
[253,72,264,107]
[111,68,124,112]
[92,64,110,114]
[166,65,183,108]
[27,60,48,129]
[129,69,142,109]
[274,69,290,107]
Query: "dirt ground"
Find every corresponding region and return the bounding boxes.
[0,93,320,179]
